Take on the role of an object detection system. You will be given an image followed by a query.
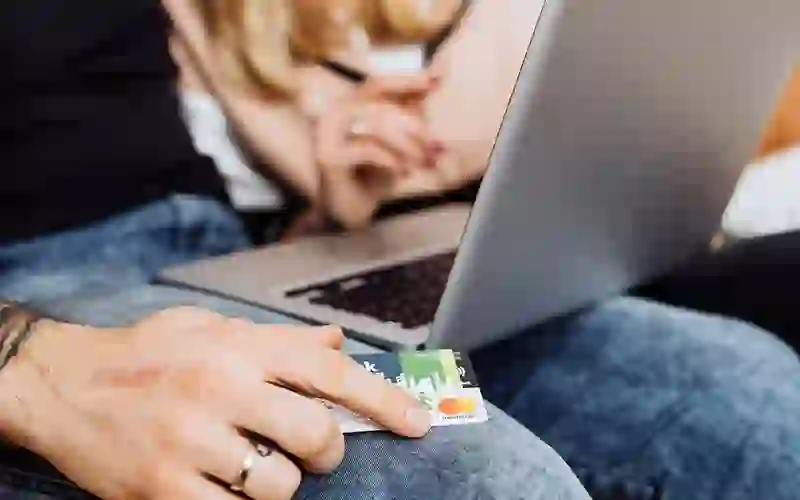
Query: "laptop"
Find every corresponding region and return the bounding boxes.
[160,0,799,351]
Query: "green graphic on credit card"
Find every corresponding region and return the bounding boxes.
[395,350,461,410]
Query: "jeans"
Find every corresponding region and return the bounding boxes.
[0,196,588,500]
[0,195,250,309]
[474,299,800,499]
[3,195,800,499]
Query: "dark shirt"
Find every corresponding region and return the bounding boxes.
[1,0,226,245]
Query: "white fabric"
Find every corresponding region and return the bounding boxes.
[722,146,800,238]
[368,45,426,74]
[179,90,284,211]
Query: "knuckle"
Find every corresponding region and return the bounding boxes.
[300,406,342,458]
[285,465,303,496]
[167,305,207,315]
[364,372,407,421]
[273,461,303,500]
[137,307,225,335]
[159,306,217,322]
[379,382,408,415]
[318,325,345,345]
[224,317,253,332]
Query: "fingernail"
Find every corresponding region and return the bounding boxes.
[405,405,432,436]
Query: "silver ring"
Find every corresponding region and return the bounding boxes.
[230,443,273,493]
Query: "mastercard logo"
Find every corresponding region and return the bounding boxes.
[438,397,478,416]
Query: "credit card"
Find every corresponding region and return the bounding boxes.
[323,350,489,434]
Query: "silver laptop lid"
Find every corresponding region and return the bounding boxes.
[430,0,799,351]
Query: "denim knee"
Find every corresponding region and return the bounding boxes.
[486,297,800,500]
[297,405,590,500]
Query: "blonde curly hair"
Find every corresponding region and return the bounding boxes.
[196,0,463,96]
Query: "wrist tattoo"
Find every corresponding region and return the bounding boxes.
[0,302,41,371]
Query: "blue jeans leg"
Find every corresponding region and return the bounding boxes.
[7,195,797,499]
[473,297,800,500]
[0,195,250,308]
[36,284,590,500]
[0,405,586,500]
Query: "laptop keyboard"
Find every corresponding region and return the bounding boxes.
[285,251,457,329]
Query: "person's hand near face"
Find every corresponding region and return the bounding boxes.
[300,69,445,229]
[0,307,431,500]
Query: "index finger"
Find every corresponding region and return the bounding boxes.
[271,346,432,438]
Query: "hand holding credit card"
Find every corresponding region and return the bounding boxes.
[320,350,489,433]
